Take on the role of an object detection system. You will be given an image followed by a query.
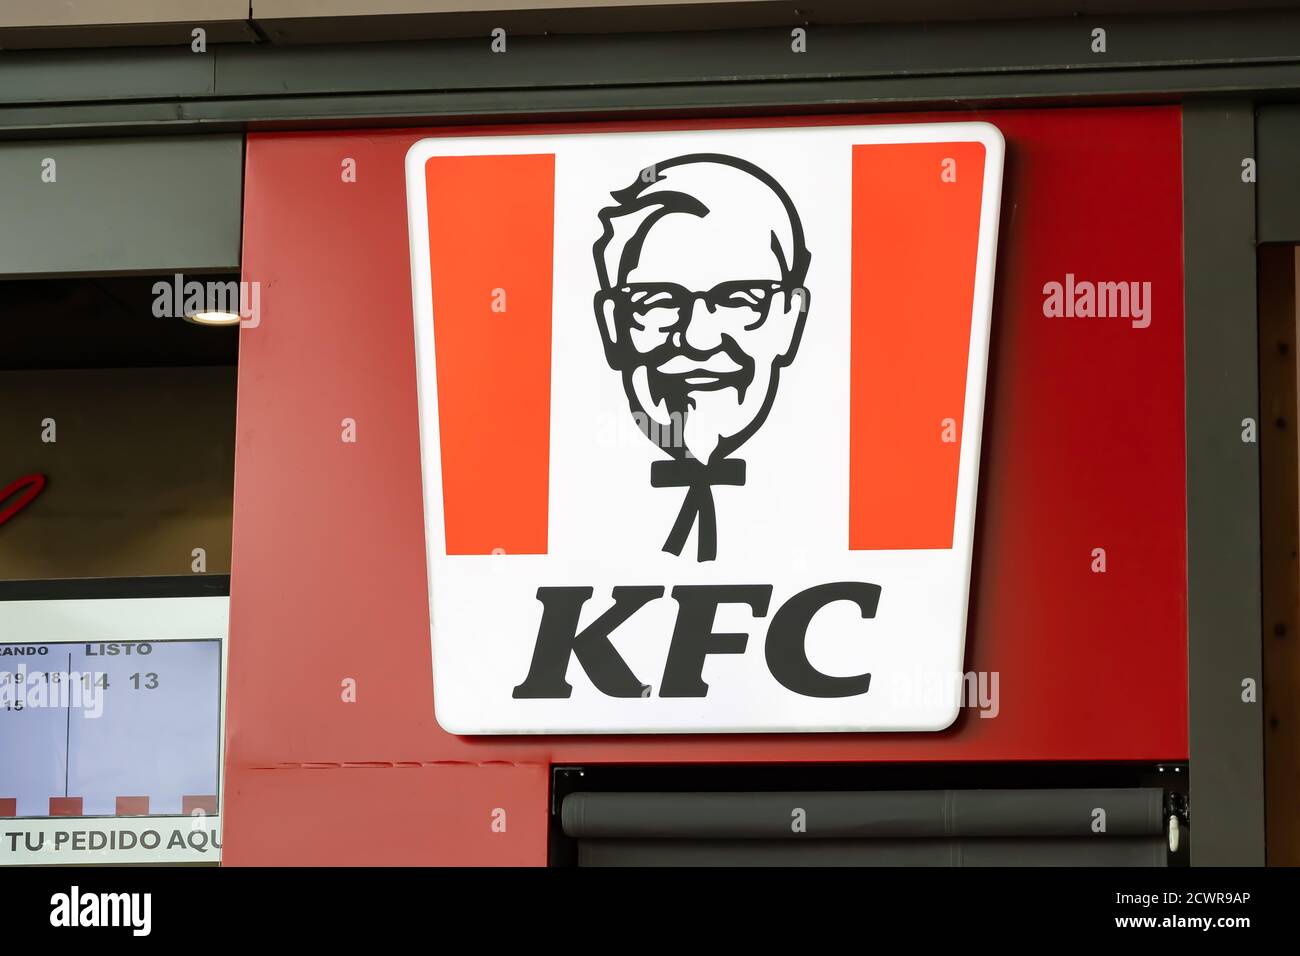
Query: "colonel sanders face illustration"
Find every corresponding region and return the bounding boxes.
[593,154,811,561]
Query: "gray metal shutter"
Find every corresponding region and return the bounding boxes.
[562,789,1169,866]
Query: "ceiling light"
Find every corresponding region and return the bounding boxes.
[183,310,241,326]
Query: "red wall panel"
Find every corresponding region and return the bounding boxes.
[221,764,548,866]
[227,107,1186,865]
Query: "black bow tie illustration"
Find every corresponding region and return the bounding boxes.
[650,457,747,562]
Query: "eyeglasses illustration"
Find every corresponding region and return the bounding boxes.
[611,281,793,332]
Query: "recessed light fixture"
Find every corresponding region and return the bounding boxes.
[183,310,241,326]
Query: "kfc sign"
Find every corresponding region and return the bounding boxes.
[406,121,1004,734]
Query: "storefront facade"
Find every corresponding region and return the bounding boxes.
[2,1,1297,867]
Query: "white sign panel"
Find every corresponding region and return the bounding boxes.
[406,121,1004,734]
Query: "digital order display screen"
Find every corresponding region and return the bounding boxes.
[0,639,221,819]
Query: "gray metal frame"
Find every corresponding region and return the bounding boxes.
[0,134,243,276]
[1258,105,1300,243]
[0,7,1278,865]
[1184,103,1267,866]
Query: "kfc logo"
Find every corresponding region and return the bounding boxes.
[407,120,1004,734]
[593,154,810,561]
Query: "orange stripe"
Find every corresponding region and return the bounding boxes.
[424,154,555,554]
[849,142,986,550]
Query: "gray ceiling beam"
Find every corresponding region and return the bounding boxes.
[1,11,1299,136]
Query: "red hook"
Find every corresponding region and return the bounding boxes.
[0,473,47,527]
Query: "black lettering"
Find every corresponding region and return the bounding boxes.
[660,585,772,697]
[766,582,879,697]
[512,586,663,699]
